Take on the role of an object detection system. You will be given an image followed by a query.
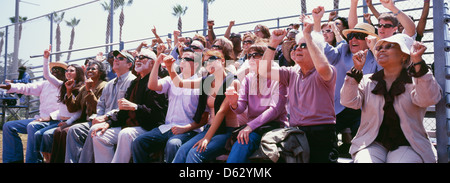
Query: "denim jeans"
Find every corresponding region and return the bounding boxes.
[172,125,233,163]
[2,119,35,163]
[226,132,262,163]
[131,127,197,163]
[28,120,59,154]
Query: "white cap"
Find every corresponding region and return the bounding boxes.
[375,33,413,55]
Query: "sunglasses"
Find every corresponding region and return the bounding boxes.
[322,29,333,34]
[346,32,368,40]
[205,55,221,63]
[51,67,65,72]
[374,43,398,52]
[375,24,395,29]
[181,57,195,62]
[190,45,202,50]
[292,43,307,51]
[115,56,126,61]
[248,52,264,59]
[135,55,153,60]
[243,40,254,45]
[211,45,223,50]
[86,67,97,71]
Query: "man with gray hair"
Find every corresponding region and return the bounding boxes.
[65,50,136,163]
[90,49,169,163]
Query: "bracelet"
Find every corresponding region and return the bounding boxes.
[346,67,363,83]
[394,9,402,16]
[267,46,276,51]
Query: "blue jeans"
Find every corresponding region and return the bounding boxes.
[226,132,262,163]
[172,125,233,163]
[28,120,59,154]
[131,127,197,163]
[2,118,35,163]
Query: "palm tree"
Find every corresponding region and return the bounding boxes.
[101,1,120,53]
[172,4,188,34]
[201,0,215,21]
[9,16,27,79]
[334,0,339,12]
[0,31,4,58]
[115,0,133,42]
[47,12,65,61]
[65,17,80,61]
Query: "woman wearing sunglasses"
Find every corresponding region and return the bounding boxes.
[341,34,441,163]
[167,50,240,163]
[225,44,288,163]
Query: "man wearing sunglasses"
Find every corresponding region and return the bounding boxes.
[133,50,202,163]
[350,0,416,39]
[91,49,169,163]
[65,50,137,163]
[261,7,338,162]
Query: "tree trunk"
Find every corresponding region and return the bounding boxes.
[67,28,75,61]
[178,16,182,33]
[55,24,62,61]
[105,12,111,53]
[119,8,124,42]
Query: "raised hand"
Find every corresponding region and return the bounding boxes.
[269,29,287,47]
[85,78,94,91]
[311,6,325,21]
[44,45,52,59]
[352,49,368,71]
[65,79,75,93]
[225,86,239,109]
[410,41,427,63]
[162,55,176,68]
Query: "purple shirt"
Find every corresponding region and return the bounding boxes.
[279,65,337,127]
[232,73,289,130]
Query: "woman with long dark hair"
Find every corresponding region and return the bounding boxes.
[28,45,85,162]
[49,60,108,163]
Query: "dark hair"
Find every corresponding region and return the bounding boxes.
[87,61,107,81]
[334,16,349,29]
[59,64,85,104]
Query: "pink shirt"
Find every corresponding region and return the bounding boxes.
[232,73,289,130]
[278,65,337,127]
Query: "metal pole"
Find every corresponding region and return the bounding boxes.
[3,26,8,83]
[12,0,20,80]
[203,0,208,36]
[49,12,53,62]
[109,0,114,53]
[432,0,449,163]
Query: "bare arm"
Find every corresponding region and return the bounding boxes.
[163,55,202,89]
[381,0,416,37]
[366,0,380,19]
[224,20,235,39]
[416,1,430,39]
[348,0,359,29]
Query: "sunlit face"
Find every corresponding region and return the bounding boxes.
[377,19,398,39]
[242,37,254,50]
[204,55,224,74]
[179,52,195,75]
[375,42,408,68]
[113,54,132,74]
[290,38,311,65]
[65,66,77,80]
[86,64,99,80]
[134,54,154,74]
[248,51,264,73]
[347,32,369,54]
[322,25,335,45]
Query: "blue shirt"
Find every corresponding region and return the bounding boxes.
[324,41,379,115]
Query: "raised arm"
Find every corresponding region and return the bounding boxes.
[305,8,334,81]
[366,0,381,19]
[260,29,286,81]
[381,0,416,37]
[224,20,235,39]
[148,54,165,91]
[43,45,64,87]
[348,0,359,29]
[163,54,202,89]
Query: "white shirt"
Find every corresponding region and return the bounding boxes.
[156,74,201,133]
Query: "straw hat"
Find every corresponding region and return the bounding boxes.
[49,61,68,70]
[342,23,379,39]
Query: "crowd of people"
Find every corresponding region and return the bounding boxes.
[1,0,441,163]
